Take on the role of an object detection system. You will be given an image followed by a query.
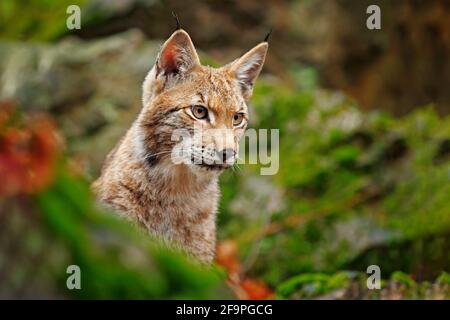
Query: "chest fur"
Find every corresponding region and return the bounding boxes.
[94,151,220,263]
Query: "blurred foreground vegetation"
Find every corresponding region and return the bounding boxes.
[0,103,228,299]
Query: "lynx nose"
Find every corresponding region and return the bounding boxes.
[217,148,236,164]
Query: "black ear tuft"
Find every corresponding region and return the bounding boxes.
[263,29,273,43]
[172,11,181,30]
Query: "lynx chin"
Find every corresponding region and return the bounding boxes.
[92,28,268,264]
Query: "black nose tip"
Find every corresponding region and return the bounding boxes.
[217,148,236,163]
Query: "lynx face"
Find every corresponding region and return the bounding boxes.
[137,29,267,174]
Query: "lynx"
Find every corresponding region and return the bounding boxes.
[92,27,268,263]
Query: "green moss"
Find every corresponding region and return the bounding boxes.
[223,81,450,287]
[276,272,351,299]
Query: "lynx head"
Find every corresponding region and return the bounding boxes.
[137,29,268,175]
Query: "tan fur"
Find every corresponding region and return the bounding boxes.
[93,29,268,263]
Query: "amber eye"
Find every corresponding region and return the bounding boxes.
[233,113,245,126]
[191,105,208,120]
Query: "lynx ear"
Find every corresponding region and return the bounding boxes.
[228,42,268,100]
[143,30,200,106]
[156,29,200,77]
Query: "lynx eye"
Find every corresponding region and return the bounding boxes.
[191,105,208,120]
[233,113,244,126]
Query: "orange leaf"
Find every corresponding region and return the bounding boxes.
[216,240,242,276]
[0,103,60,197]
[239,278,274,300]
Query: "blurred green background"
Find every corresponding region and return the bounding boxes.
[0,0,449,299]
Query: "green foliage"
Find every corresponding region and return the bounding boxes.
[277,272,351,299]
[437,272,450,285]
[276,270,449,299]
[0,0,85,41]
[219,77,450,290]
[33,167,227,299]
[390,271,416,288]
